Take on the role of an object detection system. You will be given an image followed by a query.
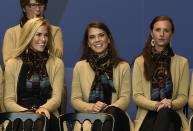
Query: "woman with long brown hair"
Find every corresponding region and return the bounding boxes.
[71,21,133,131]
[132,16,189,131]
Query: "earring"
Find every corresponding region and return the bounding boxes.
[151,39,155,47]
[26,48,28,54]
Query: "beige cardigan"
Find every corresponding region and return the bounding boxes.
[4,57,64,117]
[0,65,3,112]
[188,73,193,129]
[2,24,64,64]
[132,55,190,131]
[71,60,134,131]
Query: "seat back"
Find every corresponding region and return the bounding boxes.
[0,112,46,131]
[59,112,114,131]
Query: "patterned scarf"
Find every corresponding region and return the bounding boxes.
[151,46,174,101]
[17,48,52,109]
[21,48,49,79]
[88,50,116,105]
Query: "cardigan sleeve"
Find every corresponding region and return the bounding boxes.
[4,60,27,112]
[71,64,94,112]
[52,26,64,59]
[172,59,189,110]
[0,66,4,112]
[41,59,64,112]
[189,73,193,109]
[110,63,131,111]
[132,58,159,111]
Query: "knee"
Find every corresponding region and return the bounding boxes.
[158,108,172,115]
[104,106,122,115]
[157,108,177,120]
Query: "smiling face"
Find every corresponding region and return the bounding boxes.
[87,27,110,55]
[30,24,48,52]
[151,20,173,51]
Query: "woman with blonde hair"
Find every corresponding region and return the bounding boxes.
[3,0,64,65]
[4,18,64,131]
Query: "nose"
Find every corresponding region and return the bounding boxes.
[95,36,101,42]
[160,30,164,37]
[41,36,46,41]
[35,6,41,11]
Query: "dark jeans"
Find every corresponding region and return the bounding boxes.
[92,106,130,131]
[190,117,193,131]
[140,108,181,131]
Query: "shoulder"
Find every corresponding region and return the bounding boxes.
[133,55,144,65]
[172,54,189,66]
[50,25,62,32]
[74,60,89,69]
[5,24,21,34]
[172,54,188,62]
[116,61,130,70]
[47,56,64,67]
[6,57,21,65]
[5,58,22,70]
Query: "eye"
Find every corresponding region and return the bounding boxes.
[155,28,161,32]
[44,33,49,37]
[88,35,95,40]
[164,29,171,33]
[98,33,105,37]
[35,33,41,37]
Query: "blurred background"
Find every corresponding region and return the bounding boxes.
[0,0,193,68]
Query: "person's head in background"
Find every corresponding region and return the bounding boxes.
[20,0,48,26]
[81,21,123,67]
[14,18,54,58]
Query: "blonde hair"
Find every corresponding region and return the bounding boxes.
[13,17,55,58]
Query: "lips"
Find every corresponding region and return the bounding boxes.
[158,38,165,41]
[94,43,103,48]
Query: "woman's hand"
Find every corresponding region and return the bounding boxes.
[36,107,50,119]
[157,98,172,112]
[91,101,107,112]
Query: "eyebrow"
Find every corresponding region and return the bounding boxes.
[88,32,105,36]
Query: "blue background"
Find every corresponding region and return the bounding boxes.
[0,0,193,68]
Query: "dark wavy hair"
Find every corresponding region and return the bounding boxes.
[80,21,124,67]
[142,16,175,81]
[20,0,48,27]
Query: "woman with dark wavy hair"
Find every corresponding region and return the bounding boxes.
[71,21,133,131]
[132,16,189,131]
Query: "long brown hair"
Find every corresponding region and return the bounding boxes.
[80,21,123,67]
[142,16,175,81]
[20,0,48,27]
